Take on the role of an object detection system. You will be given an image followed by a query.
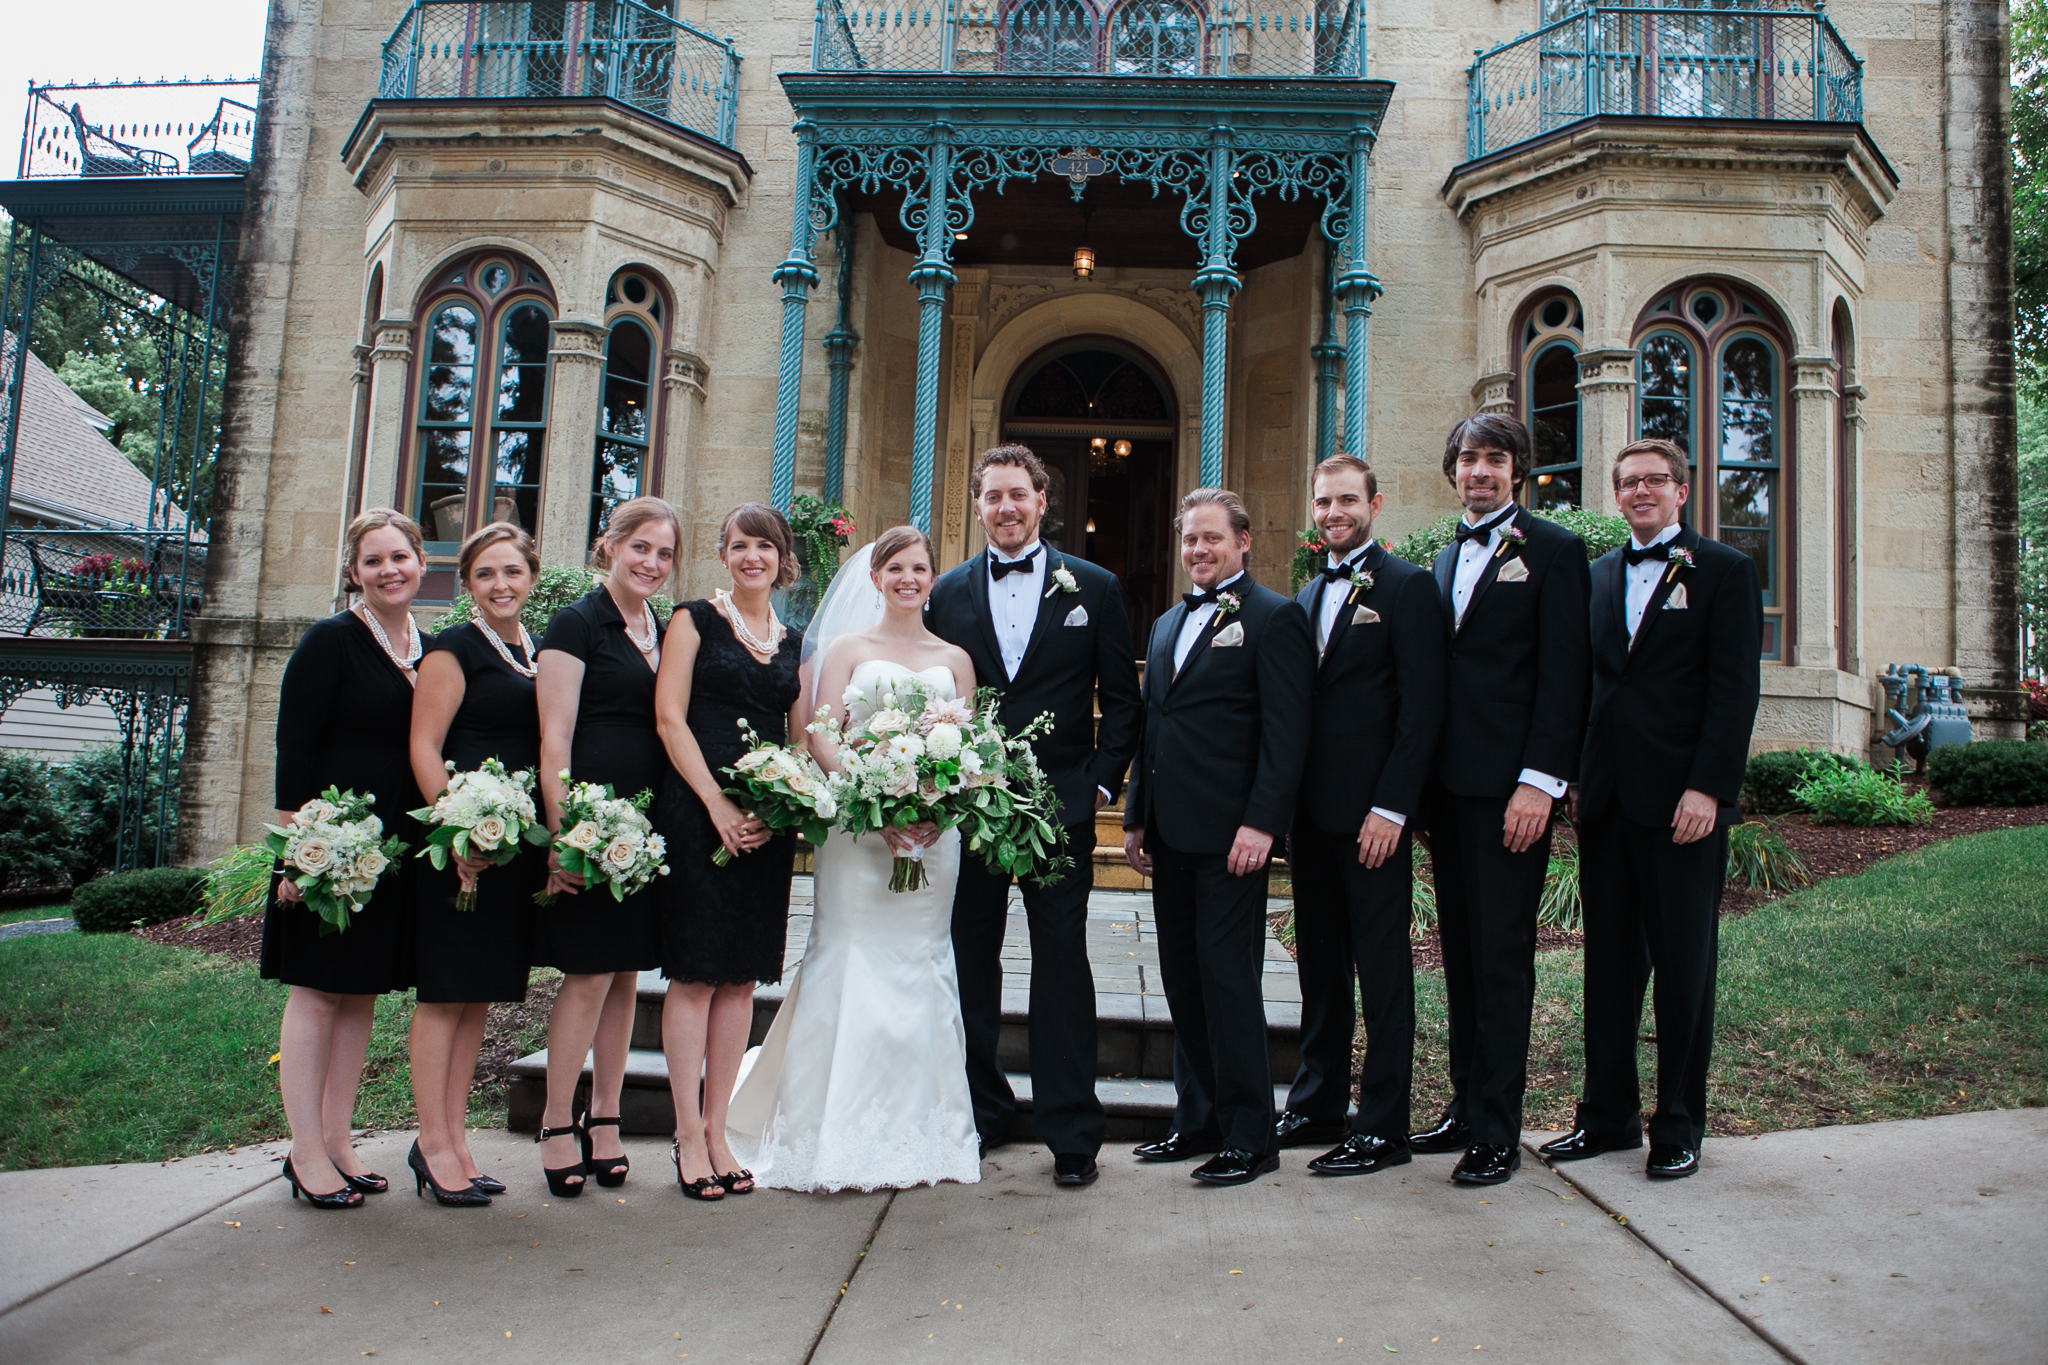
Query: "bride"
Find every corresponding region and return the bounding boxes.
[725,526,984,1191]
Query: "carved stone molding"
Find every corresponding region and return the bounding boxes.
[548,319,609,366]
[1470,370,1513,414]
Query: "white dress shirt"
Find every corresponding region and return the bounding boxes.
[1316,548,1370,650]
[1449,507,1565,799]
[1173,570,1245,672]
[1624,522,1683,638]
[987,541,1042,681]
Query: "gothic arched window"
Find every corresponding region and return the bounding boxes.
[589,268,669,542]
[1516,290,1584,510]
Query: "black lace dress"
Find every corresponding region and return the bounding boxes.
[414,622,543,1005]
[530,588,665,974]
[652,598,804,985]
[259,612,426,995]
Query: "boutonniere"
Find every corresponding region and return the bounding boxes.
[1492,524,1527,559]
[1044,566,1079,599]
[1663,545,1696,582]
[1344,569,1376,607]
[1215,590,1243,619]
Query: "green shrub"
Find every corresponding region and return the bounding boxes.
[71,867,208,933]
[0,751,74,892]
[433,565,674,637]
[1725,820,1811,892]
[58,743,181,877]
[1411,842,1438,939]
[1386,508,1631,570]
[1540,841,1583,932]
[1924,740,2048,808]
[1742,748,1859,816]
[1792,762,1935,827]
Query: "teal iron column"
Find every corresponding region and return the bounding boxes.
[1311,245,1341,464]
[770,119,822,511]
[1335,130,1381,460]
[821,216,857,506]
[1191,128,1239,488]
[907,123,955,533]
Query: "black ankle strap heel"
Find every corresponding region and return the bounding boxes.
[578,1110,631,1189]
[536,1122,587,1197]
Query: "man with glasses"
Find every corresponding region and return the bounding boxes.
[1541,438,1760,1180]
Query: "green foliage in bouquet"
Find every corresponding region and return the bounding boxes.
[264,787,411,934]
[409,758,552,911]
[719,720,837,860]
[951,688,1073,889]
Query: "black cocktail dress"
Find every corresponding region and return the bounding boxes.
[260,611,426,995]
[652,598,804,985]
[414,622,543,1004]
[530,587,665,974]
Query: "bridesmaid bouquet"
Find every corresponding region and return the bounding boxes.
[714,719,838,865]
[262,787,410,934]
[537,774,668,903]
[409,757,550,911]
[943,689,1074,888]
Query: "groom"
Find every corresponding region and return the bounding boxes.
[927,444,1143,1189]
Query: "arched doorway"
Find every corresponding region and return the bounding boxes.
[1002,339,1178,646]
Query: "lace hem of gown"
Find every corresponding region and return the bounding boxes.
[732,1098,982,1193]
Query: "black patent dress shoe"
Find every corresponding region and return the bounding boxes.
[1451,1142,1522,1185]
[1646,1144,1700,1179]
[1274,1110,1347,1149]
[1190,1148,1280,1186]
[1053,1154,1099,1187]
[977,1130,1011,1160]
[1408,1113,1473,1155]
[1133,1131,1221,1163]
[1537,1127,1643,1162]
[1307,1133,1413,1177]
[469,1174,508,1195]
[339,1170,388,1195]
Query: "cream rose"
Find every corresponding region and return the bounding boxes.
[290,836,335,877]
[562,821,601,852]
[734,749,773,773]
[471,815,507,851]
[883,766,918,798]
[296,799,340,828]
[602,838,639,870]
[355,847,389,880]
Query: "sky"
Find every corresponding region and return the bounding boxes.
[3,0,269,180]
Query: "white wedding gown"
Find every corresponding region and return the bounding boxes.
[725,660,983,1192]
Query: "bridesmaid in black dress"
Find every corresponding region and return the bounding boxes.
[530,496,678,1196]
[262,508,431,1210]
[407,523,546,1207]
[652,503,806,1199]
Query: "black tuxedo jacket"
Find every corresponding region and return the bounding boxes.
[1429,506,1592,801]
[1293,543,1448,835]
[1577,525,1762,828]
[926,546,1142,823]
[1124,576,1314,854]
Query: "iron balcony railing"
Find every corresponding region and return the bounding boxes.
[1466,4,1862,161]
[17,79,259,179]
[0,534,208,640]
[379,0,742,148]
[812,0,1369,78]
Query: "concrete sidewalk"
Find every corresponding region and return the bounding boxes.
[1,1112,2040,1365]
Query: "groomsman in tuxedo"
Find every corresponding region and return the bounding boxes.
[1412,414,1591,1186]
[1275,455,1447,1176]
[927,445,1142,1189]
[1539,439,1760,1180]
[1124,489,1314,1186]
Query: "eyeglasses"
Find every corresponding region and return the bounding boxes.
[1617,473,1679,494]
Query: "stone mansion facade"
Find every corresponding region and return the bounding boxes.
[180,0,2019,858]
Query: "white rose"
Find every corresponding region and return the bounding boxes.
[785,769,815,796]
[471,815,507,851]
[616,824,646,848]
[958,748,983,776]
[291,836,335,877]
[813,792,838,820]
[602,838,638,870]
[297,798,340,827]
[355,847,389,880]
[562,821,601,851]
[925,722,962,762]
[735,749,773,773]
[884,766,918,798]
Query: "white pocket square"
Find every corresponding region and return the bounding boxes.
[1064,604,1089,627]
[1664,582,1689,610]
[1495,557,1530,583]
[1211,621,1245,648]
[1351,606,1381,625]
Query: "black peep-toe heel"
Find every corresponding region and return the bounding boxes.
[672,1138,724,1201]
[535,1122,587,1197]
[578,1110,630,1188]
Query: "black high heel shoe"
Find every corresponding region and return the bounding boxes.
[409,1141,490,1207]
[671,1138,723,1201]
[339,1170,388,1195]
[470,1174,507,1195]
[578,1110,630,1188]
[281,1158,363,1210]
[535,1122,587,1198]
[714,1168,755,1195]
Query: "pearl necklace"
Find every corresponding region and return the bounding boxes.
[356,604,422,679]
[621,599,659,656]
[475,619,538,679]
[716,589,781,657]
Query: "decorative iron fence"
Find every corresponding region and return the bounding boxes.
[380,0,742,148]
[0,535,206,640]
[812,0,1369,78]
[16,79,259,179]
[1466,5,1862,161]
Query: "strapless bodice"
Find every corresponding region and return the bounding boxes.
[844,660,955,726]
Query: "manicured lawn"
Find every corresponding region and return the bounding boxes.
[1409,825,2048,1134]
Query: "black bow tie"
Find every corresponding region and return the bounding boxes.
[1623,541,1672,567]
[990,547,1040,580]
[1319,561,1359,584]
[1454,511,1513,545]
[1182,591,1212,610]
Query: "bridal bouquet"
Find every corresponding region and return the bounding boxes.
[945,688,1073,888]
[262,787,409,934]
[537,773,667,904]
[409,756,551,911]
[810,674,972,893]
[715,719,838,865]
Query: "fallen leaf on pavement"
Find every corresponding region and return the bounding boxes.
[319,1307,332,1315]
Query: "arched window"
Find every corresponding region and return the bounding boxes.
[1002,0,1097,73]
[1516,291,1583,510]
[589,268,668,543]
[407,250,557,557]
[1633,281,1791,660]
[1110,0,1200,74]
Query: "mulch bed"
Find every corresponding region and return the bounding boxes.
[1720,803,2048,916]
[139,912,266,962]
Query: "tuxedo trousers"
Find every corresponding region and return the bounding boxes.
[1285,822,1415,1140]
[950,819,1106,1156]
[1426,790,1550,1146]
[1150,831,1275,1154]
[1574,810,1724,1151]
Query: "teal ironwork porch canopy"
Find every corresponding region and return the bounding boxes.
[767,69,1393,524]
